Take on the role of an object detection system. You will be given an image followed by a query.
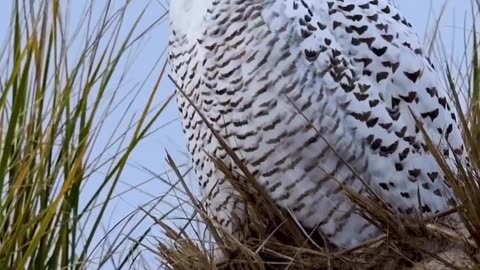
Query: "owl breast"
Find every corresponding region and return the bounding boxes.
[168,0,466,249]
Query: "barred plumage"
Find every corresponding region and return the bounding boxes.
[169,0,467,249]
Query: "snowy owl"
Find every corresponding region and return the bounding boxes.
[168,0,467,249]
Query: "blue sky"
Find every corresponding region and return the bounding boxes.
[0,0,475,268]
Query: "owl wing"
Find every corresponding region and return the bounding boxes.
[278,0,466,214]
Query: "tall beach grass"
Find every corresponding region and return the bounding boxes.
[0,1,170,269]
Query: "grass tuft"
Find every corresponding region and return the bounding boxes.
[0,1,168,269]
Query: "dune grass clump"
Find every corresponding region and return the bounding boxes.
[0,1,168,269]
